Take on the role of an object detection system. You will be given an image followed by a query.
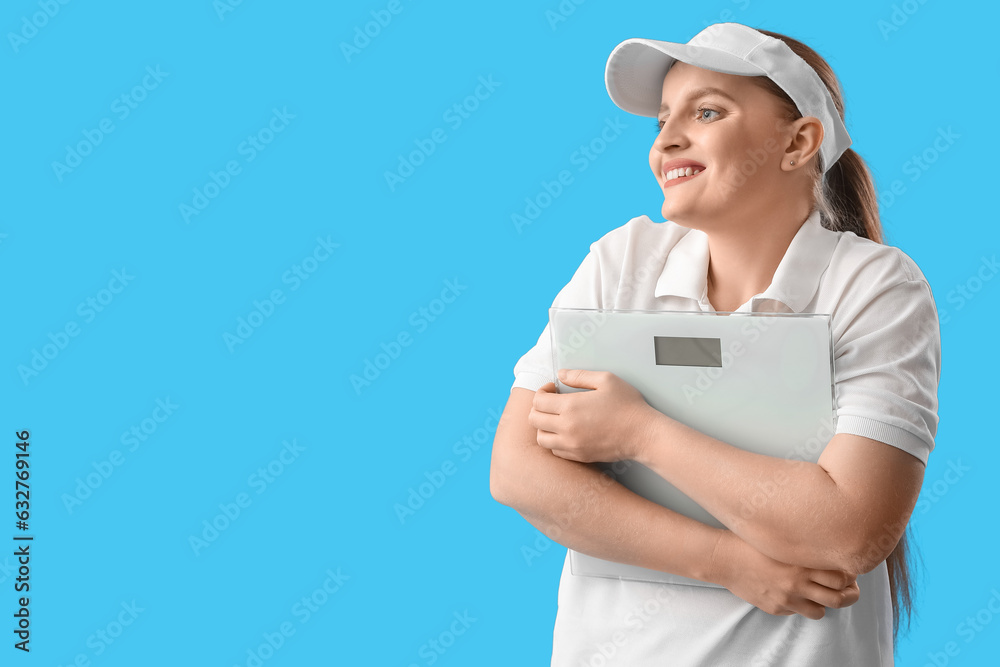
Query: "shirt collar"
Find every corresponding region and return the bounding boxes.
[653,209,840,313]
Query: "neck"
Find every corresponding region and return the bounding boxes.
[704,205,812,312]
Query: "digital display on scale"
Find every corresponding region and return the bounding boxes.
[653,336,723,367]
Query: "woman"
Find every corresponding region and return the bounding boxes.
[489,22,940,666]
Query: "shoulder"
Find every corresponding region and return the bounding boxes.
[574,215,697,307]
[824,232,941,463]
[824,230,940,362]
[826,229,934,303]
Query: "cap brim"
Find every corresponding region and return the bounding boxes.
[605,38,767,116]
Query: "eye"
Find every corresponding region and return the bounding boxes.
[697,107,721,121]
[656,107,722,135]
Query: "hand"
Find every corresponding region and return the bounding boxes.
[709,530,860,620]
[528,369,660,464]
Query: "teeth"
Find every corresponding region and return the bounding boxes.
[665,167,702,182]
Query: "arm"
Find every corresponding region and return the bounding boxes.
[632,414,924,576]
[625,276,938,575]
[491,386,859,618]
[490,387,722,583]
[536,276,939,578]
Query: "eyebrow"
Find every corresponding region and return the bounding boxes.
[658,87,739,114]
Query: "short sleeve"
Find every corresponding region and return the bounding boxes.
[832,275,941,466]
[511,247,604,393]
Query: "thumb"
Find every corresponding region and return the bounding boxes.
[558,368,601,389]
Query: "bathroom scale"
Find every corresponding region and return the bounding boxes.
[549,307,837,588]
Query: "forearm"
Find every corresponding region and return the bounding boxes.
[494,443,726,583]
[635,411,857,571]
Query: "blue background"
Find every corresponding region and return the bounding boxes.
[2,0,997,665]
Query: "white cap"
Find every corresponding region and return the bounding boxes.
[605,22,851,172]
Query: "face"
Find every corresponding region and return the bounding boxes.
[650,61,794,228]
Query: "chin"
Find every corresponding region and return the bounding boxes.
[660,201,698,227]
[660,201,687,226]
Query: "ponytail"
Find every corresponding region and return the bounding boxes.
[754,28,913,645]
[817,147,883,244]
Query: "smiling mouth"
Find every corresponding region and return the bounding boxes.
[663,167,704,187]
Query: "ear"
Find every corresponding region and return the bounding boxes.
[782,116,824,171]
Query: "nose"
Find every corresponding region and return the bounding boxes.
[652,114,687,153]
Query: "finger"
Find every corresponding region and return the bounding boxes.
[535,429,560,451]
[837,581,861,607]
[761,604,797,617]
[531,382,569,415]
[535,430,584,461]
[778,591,826,621]
[807,569,856,591]
[790,598,826,621]
[537,382,557,393]
[558,368,606,390]
[801,580,860,610]
[547,446,583,462]
[837,581,861,608]
[528,409,562,434]
[531,394,566,417]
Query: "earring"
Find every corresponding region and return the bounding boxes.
[789,160,796,165]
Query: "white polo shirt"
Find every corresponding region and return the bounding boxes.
[510,209,941,666]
